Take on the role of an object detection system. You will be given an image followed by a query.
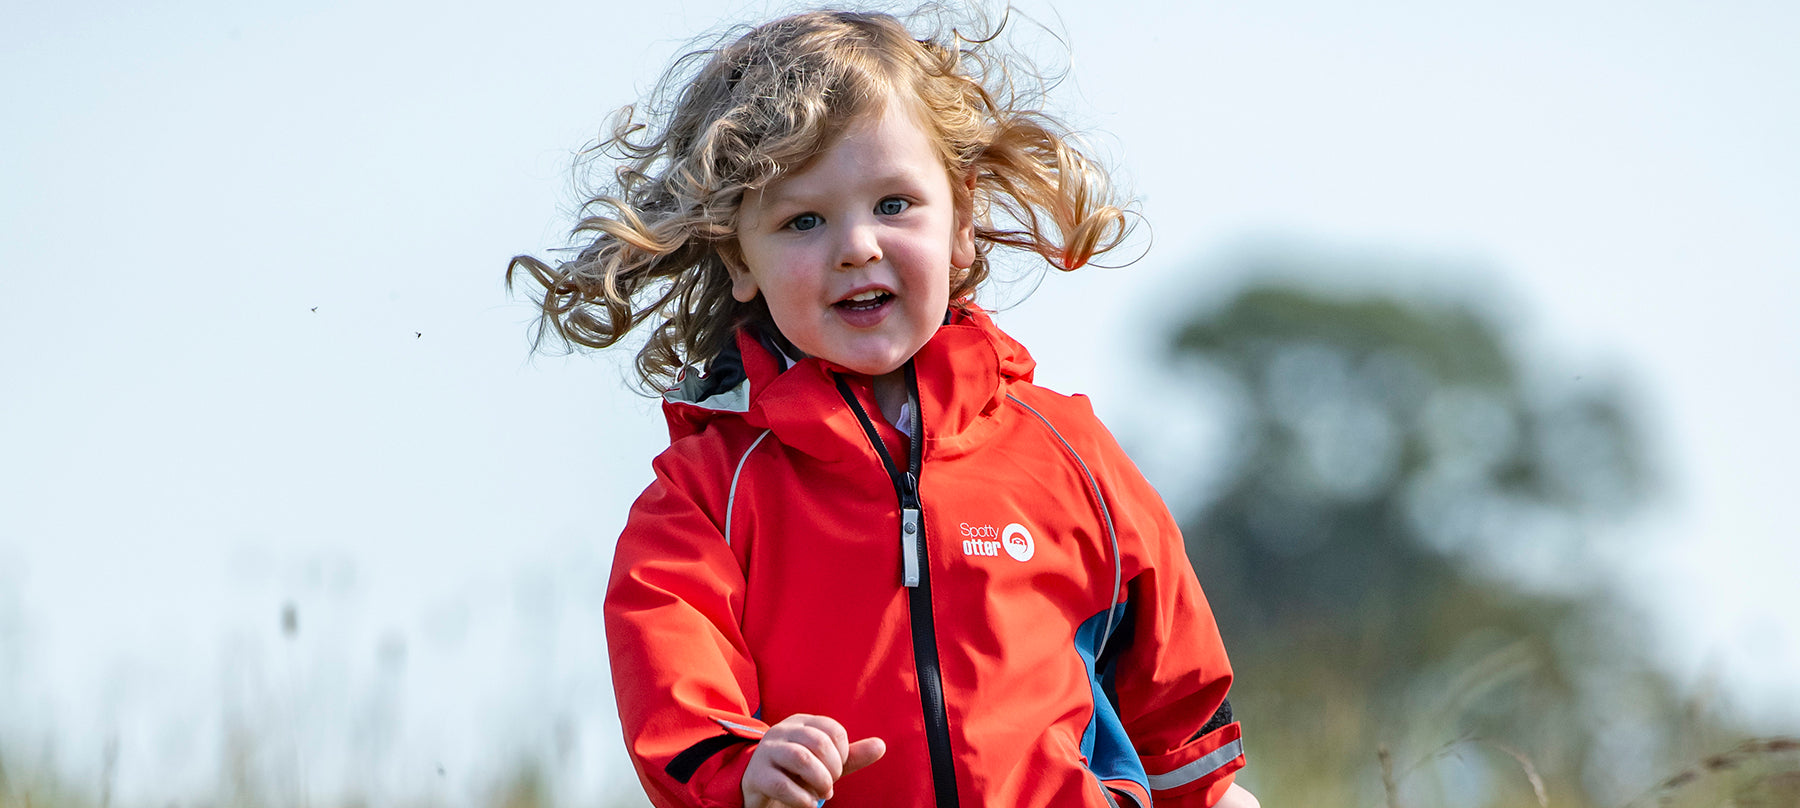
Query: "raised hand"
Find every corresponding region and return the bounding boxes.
[741,713,885,808]
[1215,782,1261,808]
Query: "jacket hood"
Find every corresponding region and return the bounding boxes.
[660,305,1037,460]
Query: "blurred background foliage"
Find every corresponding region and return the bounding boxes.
[1168,250,1799,807]
[6,250,1800,808]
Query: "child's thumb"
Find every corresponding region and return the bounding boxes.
[841,737,886,777]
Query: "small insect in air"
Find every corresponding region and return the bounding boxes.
[415,332,423,338]
[310,306,318,313]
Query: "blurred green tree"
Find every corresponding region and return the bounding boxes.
[1165,269,1760,807]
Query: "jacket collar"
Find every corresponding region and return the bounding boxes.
[661,305,1037,461]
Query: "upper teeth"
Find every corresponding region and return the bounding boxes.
[846,290,884,302]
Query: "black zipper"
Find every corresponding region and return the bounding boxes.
[834,364,959,808]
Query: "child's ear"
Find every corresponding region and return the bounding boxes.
[720,242,760,303]
[951,169,977,269]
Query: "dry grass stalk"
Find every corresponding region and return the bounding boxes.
[1496,743,1550,808]
[1390,732,1550,808]
[1379,744,1400,808]
[1619,736,1800,808]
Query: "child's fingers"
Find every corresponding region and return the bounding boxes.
[747,713,877,805]
[767,715,848,779]
[1216,783,1261,808]
[842,737,886,777]
[742,758,824,807]
[763,735,837,798]
[787,714,852,774]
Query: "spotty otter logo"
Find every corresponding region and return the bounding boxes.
[959,523,1001,557]
[960,521,1034,562]
[1002,522,1035,562]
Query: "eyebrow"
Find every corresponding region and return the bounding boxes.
[759,168,933,208]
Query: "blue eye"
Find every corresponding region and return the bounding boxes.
[877,198,909,215]
[787,213,822,232]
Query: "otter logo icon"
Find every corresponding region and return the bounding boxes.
[1001,523,1035,562]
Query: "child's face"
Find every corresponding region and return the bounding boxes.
[729,98,976,377]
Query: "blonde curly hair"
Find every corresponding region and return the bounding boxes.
[507,7,1130,392]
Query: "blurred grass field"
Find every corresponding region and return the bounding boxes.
[3,709,1795,807]
[6,268,1798,808]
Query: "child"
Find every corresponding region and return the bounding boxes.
[510,9,1256,808]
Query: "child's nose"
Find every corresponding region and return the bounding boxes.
[837,220,882,268]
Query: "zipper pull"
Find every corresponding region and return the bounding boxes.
[900,471,922,588]
[901,507,922,588]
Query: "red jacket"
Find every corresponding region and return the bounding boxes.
[605,307,1244,808]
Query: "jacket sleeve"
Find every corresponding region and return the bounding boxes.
[1080,399,1246,808]
[605,447,768,808]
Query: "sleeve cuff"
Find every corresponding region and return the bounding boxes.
[665,716,771,808]
[1140,721,1244,806]
[693,740,758,808]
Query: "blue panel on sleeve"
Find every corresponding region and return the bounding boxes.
[1073,601,1149,790]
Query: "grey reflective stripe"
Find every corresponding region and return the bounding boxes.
[724,430,773,547]
[1146,739,1244,792]
[1007,394,1123,657]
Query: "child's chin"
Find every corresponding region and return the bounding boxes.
[843,360,907,377]
[828,352,909,377]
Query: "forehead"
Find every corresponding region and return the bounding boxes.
[758,100,945,199]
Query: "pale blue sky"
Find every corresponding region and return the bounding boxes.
[3,1,1797,804]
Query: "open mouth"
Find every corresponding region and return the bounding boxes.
[835,290,894,311]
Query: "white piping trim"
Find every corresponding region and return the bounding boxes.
[1007,394,1123,657]
[711,717,767,738]
[725,429,773,547]
[1146,739,1243,792]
